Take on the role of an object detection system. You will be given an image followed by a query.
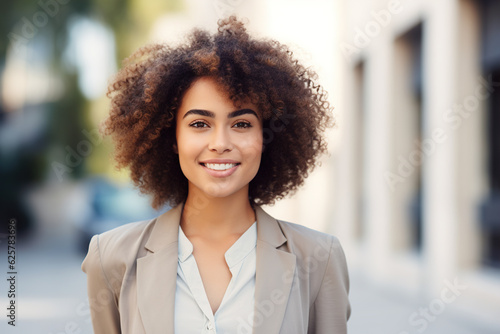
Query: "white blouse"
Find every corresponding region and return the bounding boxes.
[174,221,257,334]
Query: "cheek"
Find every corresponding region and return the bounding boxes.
[177,133,203,158]
[242,134,263,164]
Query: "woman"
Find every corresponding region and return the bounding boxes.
[82,16,350,334]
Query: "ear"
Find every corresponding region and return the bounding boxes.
[173,143,178,154]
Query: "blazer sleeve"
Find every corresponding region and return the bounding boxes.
[81,235,121,334]
[310,236,351,334]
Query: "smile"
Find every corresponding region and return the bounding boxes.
[203,163,240,171]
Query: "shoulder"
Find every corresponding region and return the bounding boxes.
[81,218,157,290]
[276,218,348,284]
[82,203,182,273]
[276,219,349,303]
[276,219,342,258]
[94,219,155,257]
[255,205,345,263]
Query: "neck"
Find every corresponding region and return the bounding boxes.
[180,186,256,240]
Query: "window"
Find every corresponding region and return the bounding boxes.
[393,23,423,252]
[478,0,500,268]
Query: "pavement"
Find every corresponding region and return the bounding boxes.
[0,223,93,334]
[347,272,499,334]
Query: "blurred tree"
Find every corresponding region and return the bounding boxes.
[94,0,183,65]
[1,0,92,234]
[0,0,182,235]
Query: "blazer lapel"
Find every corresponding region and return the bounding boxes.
[137,204,183,334]
[136,204,296,334]
[253,206,296,334]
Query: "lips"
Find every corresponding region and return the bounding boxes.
[199,160,240,178]
[204,163,239,171]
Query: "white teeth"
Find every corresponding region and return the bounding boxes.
[205,163,237,171]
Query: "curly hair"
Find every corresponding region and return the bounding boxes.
[101,16,334,210]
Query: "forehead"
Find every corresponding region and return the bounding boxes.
[180,77,230,107]
[177,77,259,117]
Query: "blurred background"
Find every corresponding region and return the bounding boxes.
[0,0,499,333]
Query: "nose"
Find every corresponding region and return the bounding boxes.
[208,127,233,153]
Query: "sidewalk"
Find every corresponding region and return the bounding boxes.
[348,272,498,334]
[0,226,93,334]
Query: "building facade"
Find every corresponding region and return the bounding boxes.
[333,0,500,327]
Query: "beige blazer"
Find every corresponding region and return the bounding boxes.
[81,204,350,334]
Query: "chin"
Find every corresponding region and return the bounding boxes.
[204,188,239,199]
[202,182,249,200]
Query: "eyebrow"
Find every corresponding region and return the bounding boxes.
[182,108,259,119]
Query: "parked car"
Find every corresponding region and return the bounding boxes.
[77,176,169,253]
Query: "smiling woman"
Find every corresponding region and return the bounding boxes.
[81,16,350,334]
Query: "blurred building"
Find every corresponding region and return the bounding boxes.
[331,0,500,328]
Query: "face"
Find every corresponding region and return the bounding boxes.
[175,76,263,201]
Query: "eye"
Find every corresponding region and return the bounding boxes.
[233,121,252,128]
[189,121,209,128]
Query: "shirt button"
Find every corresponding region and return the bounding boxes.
[206,323,215,331]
